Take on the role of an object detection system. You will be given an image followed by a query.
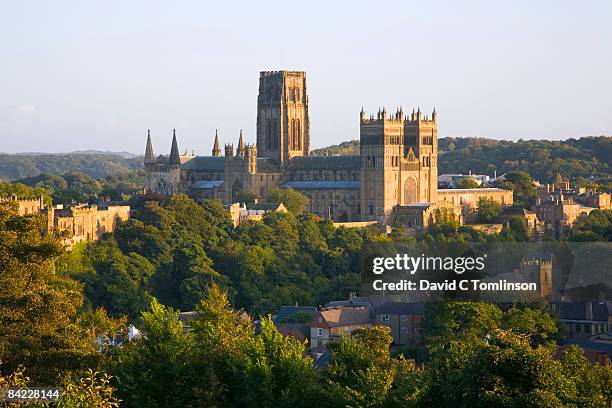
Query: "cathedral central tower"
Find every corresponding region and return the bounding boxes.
[256,71,310,166]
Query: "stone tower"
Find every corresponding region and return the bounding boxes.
[360,107,438,223]
[256,71,310,167]
[144,129,182,195]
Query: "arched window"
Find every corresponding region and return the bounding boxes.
[404,176,418,204]
[231,179,243,202]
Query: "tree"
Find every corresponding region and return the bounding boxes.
[477,197,502,223]
[0,202,98,383]
[498,171,537,207]
[267,187,309,214]
[110,299,195,408]
[455,178,480,189]
[322,326,420,407]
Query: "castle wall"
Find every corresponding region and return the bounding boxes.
[0,196,45,216]
[49,204,130,249]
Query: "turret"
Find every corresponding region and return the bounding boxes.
[432,107,437,123]
[212,129,221,156]
[144,129,154,164]
[360,107,366,122]
[236,129,245,157]
[245,144,257,174]
[169,129,181,166]
[225,143,234,157]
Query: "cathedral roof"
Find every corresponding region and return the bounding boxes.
[180,156,226,171]
[282,181,360,190]
[190,180,224,190]
[287,156,360,171]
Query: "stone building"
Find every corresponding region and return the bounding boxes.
[144,70,513,229]
[0,195,45,215]
[0,196,129,248]
[46,204,130,248]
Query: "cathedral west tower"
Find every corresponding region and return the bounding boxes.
[256,71,310,167]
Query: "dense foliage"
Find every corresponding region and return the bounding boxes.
[2,205,612,406]
[58,194,370,318]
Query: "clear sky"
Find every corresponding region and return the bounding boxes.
[1,0,611,154]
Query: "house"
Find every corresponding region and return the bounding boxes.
[374,302,425,345]
[227,201,288,227]
[272,306,318,344]
[310,306,372,353]
[555,301,612,340]
[325,293,387,310]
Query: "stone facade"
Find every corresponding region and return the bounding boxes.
[0,196,129,249]
[144,70,513,228]
[0,195,45,215]
[47,204,130,248]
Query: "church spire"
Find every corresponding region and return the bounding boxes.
[144,129,154,164]
[212,129,221,156]
[236,129,245,157]
[169,129,181,165]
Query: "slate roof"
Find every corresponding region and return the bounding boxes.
[565,339,612,357]
[314,350,332,369]
[190,180,224,189]
[282,181,360,190]
[273,306,318,324]
[287,156,361,171]
[375,302,425,316]
[246,202,285,211]
[557,302,612,321]
[180,156,226,171]
[276,323,311,342]
[325,295,387,309]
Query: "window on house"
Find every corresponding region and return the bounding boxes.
[584,325,591,333]
[369,204,374,215]
[381,314,389,322]
[401,315,408,321]
[575,325,581,333]
[317,328,323,337]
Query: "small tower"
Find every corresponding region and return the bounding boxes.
[169,129,181,166]
[245,143,257,174]
[225,143,234,157]
[236,129,245,157]
[144,129,154,165]
[212,130,221,157]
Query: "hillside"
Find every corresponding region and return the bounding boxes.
[2,136,610,187]
[312,136,611,186]
[0,153,143,181]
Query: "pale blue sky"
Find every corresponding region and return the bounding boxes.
[1,0,611,154]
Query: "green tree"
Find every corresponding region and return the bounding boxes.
[110,299,194,408]
[498,171,537,207]
[267,187,309,214]
[0,202,98,383]
[477,197,502,223]
[322,326,420,407]
[455,178,480,189]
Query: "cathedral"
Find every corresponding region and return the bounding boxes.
[145,70,512,229]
